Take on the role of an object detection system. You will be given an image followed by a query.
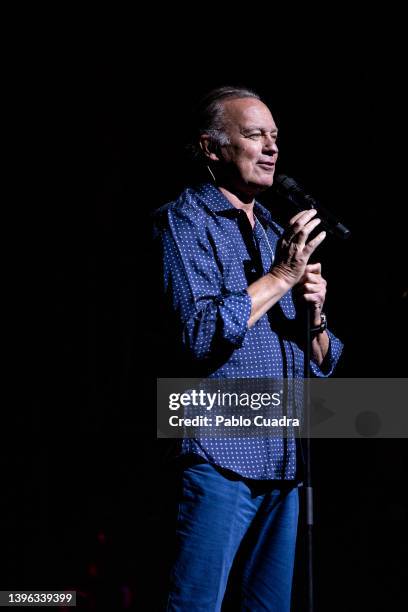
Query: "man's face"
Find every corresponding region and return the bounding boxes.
[217,97,279,196]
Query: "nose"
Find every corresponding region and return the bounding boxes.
[263,134,278,155]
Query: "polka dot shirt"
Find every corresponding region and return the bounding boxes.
[154,183,343,480]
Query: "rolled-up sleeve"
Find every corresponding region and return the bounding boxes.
[310,330,344,377]
[154,205,252,360]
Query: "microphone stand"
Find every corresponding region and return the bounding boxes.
[303,305,314,612]
[268,178,350,610]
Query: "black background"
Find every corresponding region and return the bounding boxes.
[3,19,407,611]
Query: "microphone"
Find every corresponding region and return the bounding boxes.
[274,174,351,240]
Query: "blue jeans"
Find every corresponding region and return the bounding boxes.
[166,460,299,611]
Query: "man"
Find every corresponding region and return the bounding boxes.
[154,86,343,611]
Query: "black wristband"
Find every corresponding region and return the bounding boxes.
[310,312,327,334]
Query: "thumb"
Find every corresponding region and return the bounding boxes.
[305,262,322,274]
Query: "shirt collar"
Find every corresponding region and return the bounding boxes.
[194,182,277,228]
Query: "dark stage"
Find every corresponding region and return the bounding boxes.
[3,30,407,611]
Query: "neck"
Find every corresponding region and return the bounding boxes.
[218,185,256,227]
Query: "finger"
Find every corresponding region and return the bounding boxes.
[298,270,322,283]
[292,217,322,248]
[305,263,321,274]
[303,272,326,284]
[302,293,324,305]
[301,283,322,293]
[286,213,320,244]
[303,230,326,258]
[289,209,317,226]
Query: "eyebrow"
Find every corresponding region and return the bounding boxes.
[241,126,278,134]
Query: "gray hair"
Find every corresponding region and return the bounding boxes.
[187,85,262,160]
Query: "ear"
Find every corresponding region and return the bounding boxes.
[199,134,220,161]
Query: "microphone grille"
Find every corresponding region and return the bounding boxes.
[275,174,298,190]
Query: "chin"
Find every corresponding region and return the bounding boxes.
[252,177,274,192]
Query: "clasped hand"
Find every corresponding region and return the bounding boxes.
[270,209,327,318]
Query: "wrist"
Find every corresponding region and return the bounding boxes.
[312,312,322,326]
[310,312,327,334]
[267,267,293,293]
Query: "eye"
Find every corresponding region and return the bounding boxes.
[247,132,262,140]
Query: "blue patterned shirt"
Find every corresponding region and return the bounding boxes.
[154,183,343,479]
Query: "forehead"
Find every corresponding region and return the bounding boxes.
[221,97,277,131]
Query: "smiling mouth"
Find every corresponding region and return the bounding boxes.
[257,162,275,169]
